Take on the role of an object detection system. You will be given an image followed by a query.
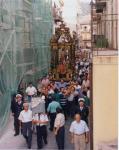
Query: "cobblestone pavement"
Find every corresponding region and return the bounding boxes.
[0,115,90,150]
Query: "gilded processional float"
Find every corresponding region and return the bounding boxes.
[50,22,76,81]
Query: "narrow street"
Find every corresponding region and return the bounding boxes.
[0,115,89,150]
[0,0,91,149]
[0,0,118,149]
[0,115,72,149]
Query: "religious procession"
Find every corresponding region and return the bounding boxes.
[0,0,118,150]
[11,47,90,149]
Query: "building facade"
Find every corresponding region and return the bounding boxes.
[92,0,118,50]
[92,0,118,149]
[76,0,91,49]
[93,54,118,150]
[78,23,91,48]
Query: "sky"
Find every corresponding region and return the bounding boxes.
[62,0,77,30]
[63,0,77,22]
[62,0,91,31]
[52,0,91,31]
[80,0,90,2]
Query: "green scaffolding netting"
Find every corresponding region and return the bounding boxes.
[0,0,53,132]
[32,0,53,81]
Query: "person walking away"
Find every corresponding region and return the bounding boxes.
[82,91,90,107]
[53,88,60,103]
[75,98,89,125]
[45,94,52,112]
[47,98,61,131]
[11,94,23,136]
[69,114,89,150]
[59,91,68,119]
[82,75,90,92]
[33,112,49,149]
[19,103,32,149]
[54,108,65,150]
[26,82,37,102]
[67,87,75,117]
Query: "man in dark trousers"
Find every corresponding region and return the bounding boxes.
[59,91,68,119]
[19,103,33,149]
[11,94,23,136]
[75,98,89,125]
[33,112,49,149]
[47,97,61,131]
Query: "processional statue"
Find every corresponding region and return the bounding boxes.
[50,22,75,81]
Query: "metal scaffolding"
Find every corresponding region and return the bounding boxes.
[0,0,53,132]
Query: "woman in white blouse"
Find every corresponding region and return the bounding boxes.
[54,108,65,150]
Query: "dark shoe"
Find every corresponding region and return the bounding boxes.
[37,147,43,149]
[49,128,53,131]
[28,143,31,149]
[28,146,31,149]
[44,140,48,145]
[14,133,19,136]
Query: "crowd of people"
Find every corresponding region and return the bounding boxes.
[11,56,91,150]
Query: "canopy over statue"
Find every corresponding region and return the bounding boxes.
[50,22,76,81]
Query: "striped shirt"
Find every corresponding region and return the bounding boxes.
[60,94,67,107]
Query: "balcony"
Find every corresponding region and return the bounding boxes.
[93,35,108,48]
[96,1,106,13]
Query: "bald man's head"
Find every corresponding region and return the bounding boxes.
[23,103,29,111]
[75,113,81,122]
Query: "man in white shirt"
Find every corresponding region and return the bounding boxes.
[19,103,33,149]
[26,82,37,102]
[33,112,49,149]
[69,113,89,150]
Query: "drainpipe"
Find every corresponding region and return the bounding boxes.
[111,0,114,48]
[90,0,94,149]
